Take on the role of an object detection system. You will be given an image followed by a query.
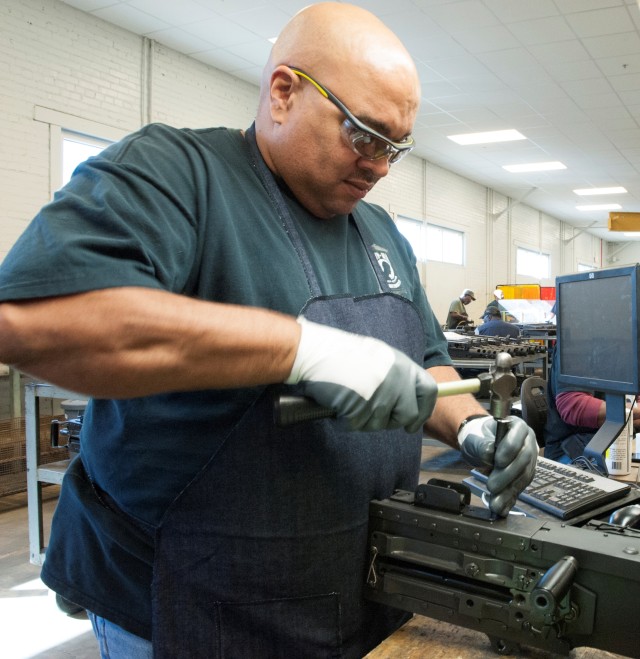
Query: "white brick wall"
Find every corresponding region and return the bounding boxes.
[2,0,618,324]
[150,43,257,129]
[0,0,258,262]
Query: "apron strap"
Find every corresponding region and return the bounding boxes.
[245,123,322,298]
[351,209,399,293]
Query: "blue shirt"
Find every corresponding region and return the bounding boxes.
[476,319,520,338]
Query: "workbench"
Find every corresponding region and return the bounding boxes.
[366,613,628,658]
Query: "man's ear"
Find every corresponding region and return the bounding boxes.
[269,67,298,124]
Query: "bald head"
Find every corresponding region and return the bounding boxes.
[254,3,420,218]
[258,3,420,120]
[262,3,419,94]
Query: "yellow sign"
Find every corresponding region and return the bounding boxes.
[608,212,640,231]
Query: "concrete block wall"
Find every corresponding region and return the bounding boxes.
[1,0,613,326]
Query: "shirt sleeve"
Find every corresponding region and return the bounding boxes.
[556,391,602,428]
[0,124,201,302]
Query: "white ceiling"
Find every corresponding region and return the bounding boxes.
[61,0,640,243]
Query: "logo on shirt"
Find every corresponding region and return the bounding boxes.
[373,245,402,289]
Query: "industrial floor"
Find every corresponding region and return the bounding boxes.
[0,485,98,659]
[0,443,631,659]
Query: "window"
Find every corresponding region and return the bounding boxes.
[34,107,128,195]
[61,131,112,187]
[396,218,464,265]
[516,247,550,279]
[426,224,464,265]
[396,216,425,261]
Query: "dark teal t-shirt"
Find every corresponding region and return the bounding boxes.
[0,123,450,637]
[0,122,450,524]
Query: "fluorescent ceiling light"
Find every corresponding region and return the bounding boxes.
[503,161,566,172]
[447,129,526,145]
[576,203,622,211]
[573,187,627,196]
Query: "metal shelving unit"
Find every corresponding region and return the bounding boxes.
[25,382,82,565]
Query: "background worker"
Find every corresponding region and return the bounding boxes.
[475,307,520,339]
[446,288,476,329]
[545,345,640,463]
[484,288,504,315]
[0,4,538,657]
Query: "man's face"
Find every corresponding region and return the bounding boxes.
[462,294,473,305]
[274,68,417,219]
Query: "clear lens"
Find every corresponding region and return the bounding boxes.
[341,119,412,164]
[351,132,390,159]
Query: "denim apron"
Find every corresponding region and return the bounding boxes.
[151,126,426,658]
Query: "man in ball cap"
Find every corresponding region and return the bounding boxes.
[484,288,504,316]
[476,306,520,338]
[446,288,476,329]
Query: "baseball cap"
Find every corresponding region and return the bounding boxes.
[461,289,476,300]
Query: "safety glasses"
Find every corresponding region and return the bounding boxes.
[289,67,415,164]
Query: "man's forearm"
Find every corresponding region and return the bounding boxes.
[423,365,488,448]
[0,287,301,398]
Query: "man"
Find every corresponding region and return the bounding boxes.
[545,344,639,463]
[484,288,504,316]
[0,4,537,657]
[446,288,476,329]
[475,307,520,339]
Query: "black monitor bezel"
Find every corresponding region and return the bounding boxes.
[557,264,640,395]
[556,265,640,475]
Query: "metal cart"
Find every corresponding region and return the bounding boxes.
[25,382,82,566]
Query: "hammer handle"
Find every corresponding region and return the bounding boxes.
[494,418,510,445]
[274,378,484,427]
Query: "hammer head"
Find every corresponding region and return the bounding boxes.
[476,372,493,398]
[489,352,517,420]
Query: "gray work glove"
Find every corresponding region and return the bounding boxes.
[285,317,437,432]
[458,415,538,517]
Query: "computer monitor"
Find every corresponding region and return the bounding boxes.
[556,264,640,474]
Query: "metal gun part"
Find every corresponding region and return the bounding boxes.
[365,488,640,657]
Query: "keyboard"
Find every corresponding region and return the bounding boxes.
[471,456,631,520]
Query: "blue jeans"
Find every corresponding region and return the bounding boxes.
[88,611,153,659]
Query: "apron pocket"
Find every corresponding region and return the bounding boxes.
[215,593,342,659]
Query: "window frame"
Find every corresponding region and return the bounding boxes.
[34,106,129,197]
[395,216,465,266]
[61,130,113,188]
[516,246,550,279]
[425,222,465,266]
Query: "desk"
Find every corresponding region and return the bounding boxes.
[364,440,633,659]
[608,435,640,483]
[612,465,639,483]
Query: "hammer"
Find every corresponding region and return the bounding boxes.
[489,352,517,445]
[274,364,502,427]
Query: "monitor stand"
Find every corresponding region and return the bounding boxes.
[583,393,627,476]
